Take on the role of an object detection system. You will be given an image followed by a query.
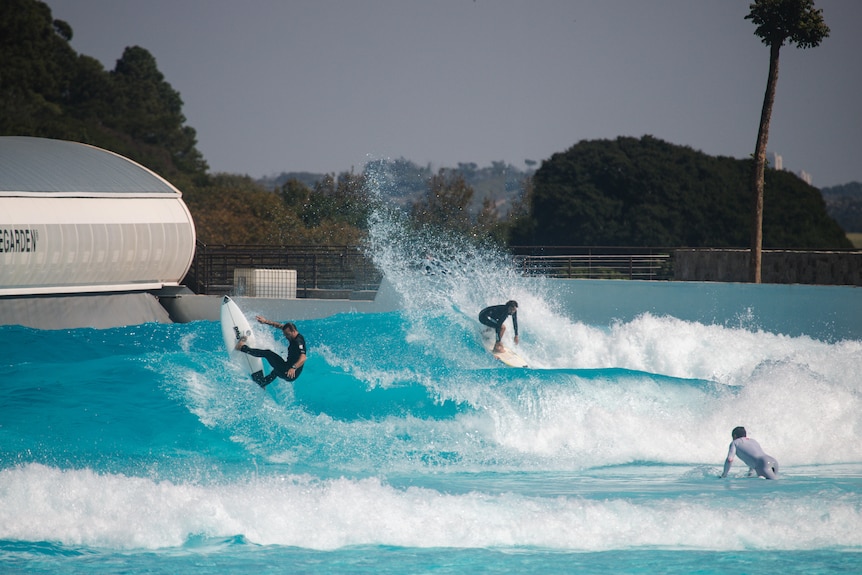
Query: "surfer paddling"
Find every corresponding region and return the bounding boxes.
[720,426,779,479]
[479,300,519,353]
[236,316,307,388]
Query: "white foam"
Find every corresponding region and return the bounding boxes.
[2,463,860,551]
[438,334,862,469]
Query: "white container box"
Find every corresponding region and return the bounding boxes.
[233,268,297,299]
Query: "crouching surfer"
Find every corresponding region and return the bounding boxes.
[236,315,306,388]
[720,426,779,479]
[479,300,519,353]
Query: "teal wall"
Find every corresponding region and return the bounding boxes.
[552,279,861,342]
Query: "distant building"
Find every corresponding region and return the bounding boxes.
[769,151,812,185]
[772,152,783,171]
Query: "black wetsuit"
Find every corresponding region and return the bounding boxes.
[479,305,518,342]
[240,333,306,388]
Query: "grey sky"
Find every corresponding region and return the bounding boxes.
[46,0,861,187]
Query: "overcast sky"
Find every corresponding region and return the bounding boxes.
[46,0,861,188]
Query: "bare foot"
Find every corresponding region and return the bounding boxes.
[235,336,247,351]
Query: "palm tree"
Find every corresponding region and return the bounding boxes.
[746,0,829,283]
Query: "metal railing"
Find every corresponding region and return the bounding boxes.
[511,246,673,280]
[183,243,673,295]
[184,242,382,296]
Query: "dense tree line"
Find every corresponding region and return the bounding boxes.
[265,158,530,217]
[181,172,370,245]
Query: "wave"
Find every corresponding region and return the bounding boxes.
[2,463,860,552]
[3,307,861,478]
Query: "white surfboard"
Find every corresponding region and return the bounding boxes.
[493,345,529,368]
[481,330,528,368]
[220,296,265,381]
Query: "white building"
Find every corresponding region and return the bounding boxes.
[772,152,783,171]
[0,137,196,328]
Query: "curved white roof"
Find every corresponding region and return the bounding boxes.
[1,136,196,298]
[0,136,180,197]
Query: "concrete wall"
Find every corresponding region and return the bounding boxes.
[4,277,857,342]
[0,292,172,330]
[674,249,862,286]
[156,281,404,324]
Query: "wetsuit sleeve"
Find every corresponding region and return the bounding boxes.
[512,312,518,336]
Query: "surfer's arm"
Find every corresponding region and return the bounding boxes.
[256,315,283,329]
[286,352,306,379]
[720,444,736,478]
[511,313,519,345]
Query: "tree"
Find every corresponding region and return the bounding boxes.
[271,172,371,244]
[183,174,297,244]
[109,46,208,176]
[316,171,370,230]
[506,176,536,246]
[0,0,78,135]
[279,177,312,209]
[745,0,829,282]
[410,169,475,233]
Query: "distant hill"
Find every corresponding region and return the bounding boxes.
[821,182,862,233]
[514,136,852,249]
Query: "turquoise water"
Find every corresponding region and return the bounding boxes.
[2,198,862,573]
[3,292,862,573]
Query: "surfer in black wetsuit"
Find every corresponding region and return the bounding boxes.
[479,300,519,353]
[236,315,306,388]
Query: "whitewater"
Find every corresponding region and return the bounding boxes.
[1,190,861,574]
